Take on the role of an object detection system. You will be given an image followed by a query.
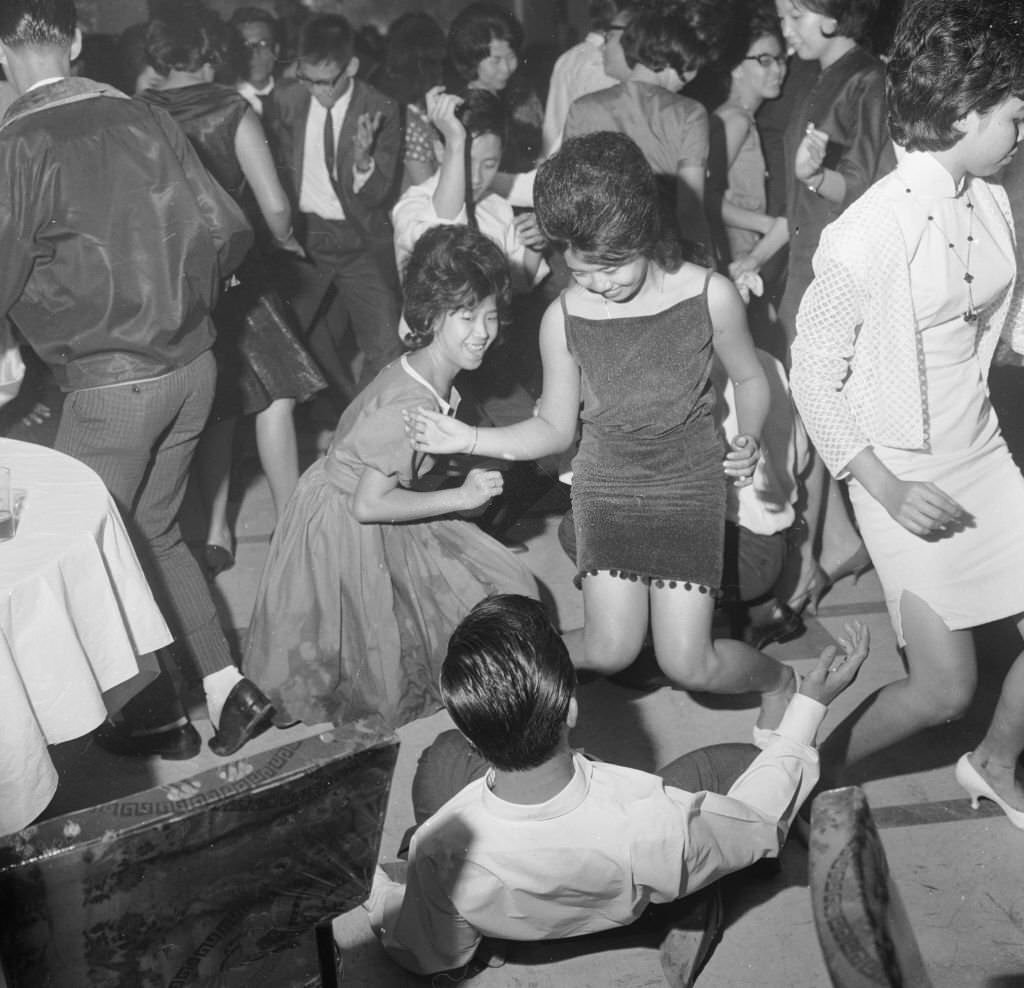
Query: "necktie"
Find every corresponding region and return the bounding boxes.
[323,108,335,180]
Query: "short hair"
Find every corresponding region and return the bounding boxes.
[297,13,354,67]
[727,1,785,71]
[144,13,225,75]
[401,225,512,350]
[622,3,707,78]
[440,595,576,772]
[795,0,878,44]
[887,0,1024,152]
[229,4,279,41]
[447,2,522,84]
[0,0,76,47]
[535,131,680,269]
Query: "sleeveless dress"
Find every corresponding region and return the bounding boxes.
[716,102,767,262]
[846,170,1024,644]
[137,84,324,417]
[243,357,537,728]
[563,274,725,593]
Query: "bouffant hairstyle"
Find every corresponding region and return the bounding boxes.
[144,12,225,75]
[887,0,1024,152]
[401,225,512,350]
[790,0,878,43]
[535,131,682,270]
[441,595,576,772]
[447,2,522,84]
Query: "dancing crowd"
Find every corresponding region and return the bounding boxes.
[1,0,1023,981]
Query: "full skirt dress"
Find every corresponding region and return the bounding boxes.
[243,358,537,728]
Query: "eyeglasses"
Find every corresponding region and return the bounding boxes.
[296,66,347,90]
[603,23,628,41]
[244,39,276,52]
[743,53,787,68]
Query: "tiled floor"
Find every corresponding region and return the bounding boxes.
[37,431,1024,986]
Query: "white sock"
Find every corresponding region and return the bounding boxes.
[203,666,243,728]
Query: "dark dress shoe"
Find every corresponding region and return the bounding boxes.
[93,719,201,761]
[208,679,275,757]
[747,603,806,650]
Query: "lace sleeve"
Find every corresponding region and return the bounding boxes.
[789,226,873,478]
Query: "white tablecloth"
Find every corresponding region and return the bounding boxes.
[0,439,172,836]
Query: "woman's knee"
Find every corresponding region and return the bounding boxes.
[583,630,645,674]
[655,641,719,691]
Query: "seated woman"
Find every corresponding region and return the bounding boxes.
[243,225,537,730]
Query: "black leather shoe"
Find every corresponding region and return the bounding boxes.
[747,603,806,650]
[208,679,275,757]
[93,719,201,761]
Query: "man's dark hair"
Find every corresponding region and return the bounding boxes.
[447,2,522,85]
[887,0,1024,152]
[297,13,354,67]
[0,0,76,47]
[229,4,279,42]
[401,225,512,350]
[441,595,576,772]
[535,131,681,269]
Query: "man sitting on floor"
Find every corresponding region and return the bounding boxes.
[364,594,868,983]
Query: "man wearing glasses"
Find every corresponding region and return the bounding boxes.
[229,6,280,116]
[265,14,402,414]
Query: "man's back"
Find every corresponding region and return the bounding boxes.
[0,79,250,389]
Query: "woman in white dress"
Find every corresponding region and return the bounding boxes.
[790,0,1024,828]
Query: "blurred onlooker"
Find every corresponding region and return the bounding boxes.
[447,2,543,174]
[263,13,403,421]
[229,6,282,114]
[541,0,618,157]
[373,11,447,192]
[564,1,713,261]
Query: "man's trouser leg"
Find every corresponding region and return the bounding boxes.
[56,351,235,691]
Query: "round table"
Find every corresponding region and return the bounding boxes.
[0,439,172,836]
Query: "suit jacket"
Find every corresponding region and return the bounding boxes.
[265,78,400,245]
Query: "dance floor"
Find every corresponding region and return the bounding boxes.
[37,424,1024,987]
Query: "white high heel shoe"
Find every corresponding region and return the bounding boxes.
[954,753,1024,831]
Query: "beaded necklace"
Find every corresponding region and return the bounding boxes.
[905,184,978,323]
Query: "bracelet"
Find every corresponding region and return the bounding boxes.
[806,169,826,195]
[468,426,478,456]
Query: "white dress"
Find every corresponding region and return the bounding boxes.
[847,154,1024,643]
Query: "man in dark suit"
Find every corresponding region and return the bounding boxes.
[266,14,403,413]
